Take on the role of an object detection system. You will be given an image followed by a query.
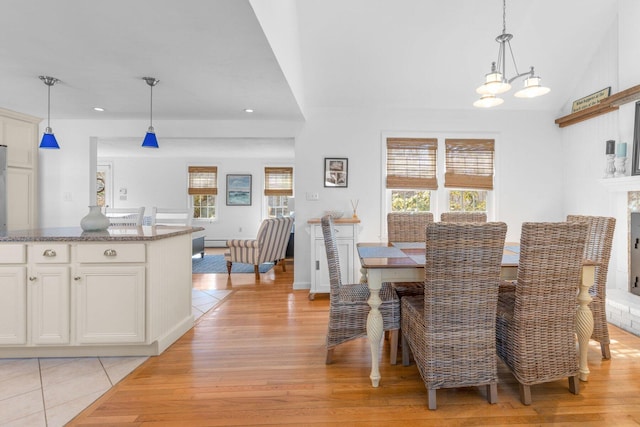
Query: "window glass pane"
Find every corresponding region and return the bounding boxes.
[193,195,216,219]
[448,190,487,212]
[391,190,431,212]
[267,195,290,218]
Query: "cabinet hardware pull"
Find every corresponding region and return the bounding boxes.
[43,249,57,257]
[315,260,319,270]
[29,276,37,281]
[74,276,81,281]
[104,249,117,257]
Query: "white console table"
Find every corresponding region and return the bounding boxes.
[307,218,360,300]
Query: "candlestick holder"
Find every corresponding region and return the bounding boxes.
[604,154,615,178]
[615,156,627,177]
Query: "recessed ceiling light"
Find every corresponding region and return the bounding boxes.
[244,108,254,113]
[93,107,105,112]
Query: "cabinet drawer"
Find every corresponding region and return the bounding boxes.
[0,244,26,263]
[76,243,146,263]
[31,244,70,263]
[314,225,354,239]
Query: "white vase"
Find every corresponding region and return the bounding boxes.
[80,205,110,231]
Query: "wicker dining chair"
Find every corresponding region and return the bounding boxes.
[401,222,507,410]
[386,212,433,299]
[567,215,616,359]
[387,212,434,242]
[321,215,401,365]
[496,222,587,405]
[440,211,487,223]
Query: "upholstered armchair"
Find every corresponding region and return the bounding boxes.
[225,217,294,279]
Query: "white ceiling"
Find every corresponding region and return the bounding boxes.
[0,0,620,124]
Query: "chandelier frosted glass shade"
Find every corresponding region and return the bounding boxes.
[40,128,60,149]
[514,76,551,98]
[476,71,511,95]
[473,94,504,108]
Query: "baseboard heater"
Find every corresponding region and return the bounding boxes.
[205,239,228,248]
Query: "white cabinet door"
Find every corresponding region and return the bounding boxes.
[3,117,36,169]
[312,238,353,295]
[6,168,35,231]
[75,265,145,344]
[29,266,70,345]
[0,266,27,344]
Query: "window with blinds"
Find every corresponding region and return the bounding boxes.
[265,167,293,218]
[386,138,438,190]
[188,166,217,219]
[264,167,293,196]
[444,139,494,190]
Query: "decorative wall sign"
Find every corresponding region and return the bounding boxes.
[226,174,252,206]
[571,87,611,113]
[324,158,348,188]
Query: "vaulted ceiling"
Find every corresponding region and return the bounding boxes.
[0,0,619,123]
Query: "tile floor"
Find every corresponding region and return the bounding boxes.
[0,288,232,427]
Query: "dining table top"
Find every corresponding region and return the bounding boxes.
[356,241,521,269]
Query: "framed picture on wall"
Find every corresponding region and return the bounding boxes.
[226,174,252,206]
[324,158,348,188]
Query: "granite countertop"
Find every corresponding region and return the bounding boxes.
[0,226,205,242]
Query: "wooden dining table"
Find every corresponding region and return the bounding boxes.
[357,242,596,387]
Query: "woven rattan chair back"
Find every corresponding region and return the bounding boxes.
[387,212,434,242]
[401,222,507,409]
[496,222,587,405]
[567,214,616,359]
[440,212,487,223]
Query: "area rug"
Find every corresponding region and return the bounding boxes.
[192,254,274,274]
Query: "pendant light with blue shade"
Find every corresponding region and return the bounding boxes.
[142,77,160,148]
[39,76,61,149]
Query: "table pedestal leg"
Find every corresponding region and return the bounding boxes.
[576,265,595,382]
[366,270,383,387]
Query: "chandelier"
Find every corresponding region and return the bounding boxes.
[473,0,550,108]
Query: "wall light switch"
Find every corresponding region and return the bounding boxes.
[306,192,319,201]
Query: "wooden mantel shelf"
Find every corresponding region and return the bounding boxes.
[555,84,640,128]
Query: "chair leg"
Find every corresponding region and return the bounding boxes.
[226,261,232,275]
[254,265,260,280]
[325,348,334,364]
[281,259,287,272]
[401,334,411,366]
[389,329,398,365]
[601,343,611,359]
[569,375,580,395]
[487,383,498,404]
[428,389,437,410]
[519,383,532,405]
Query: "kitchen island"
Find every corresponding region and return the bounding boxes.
[0,225,202,357]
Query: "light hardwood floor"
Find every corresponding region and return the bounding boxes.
[69,254,640,426]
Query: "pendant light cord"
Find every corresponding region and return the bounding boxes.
[47,83,51,129]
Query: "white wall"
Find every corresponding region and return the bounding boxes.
[38,119,302,229]
[292,107,564,289]
[98,155,294,242]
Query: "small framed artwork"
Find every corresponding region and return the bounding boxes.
[324,158,348,188]
[226,174,252,206]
